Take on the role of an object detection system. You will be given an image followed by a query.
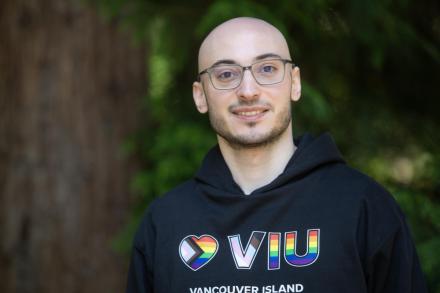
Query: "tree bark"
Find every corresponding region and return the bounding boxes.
[0,0,146,292]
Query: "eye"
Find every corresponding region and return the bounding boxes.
[261,65,276,73]
[213,67,240,81]
[218,71,234,79]
[255,61,281,75]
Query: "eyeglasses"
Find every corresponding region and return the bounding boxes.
[198,59,295,90]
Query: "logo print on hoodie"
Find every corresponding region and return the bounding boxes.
[228,231,266,269]
[284,229,320,267]
[179,229,320,270]
[179,235,218,271]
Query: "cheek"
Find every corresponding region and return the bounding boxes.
[265,87,292,106]
[205,98,223,113]
[205,92,233,112]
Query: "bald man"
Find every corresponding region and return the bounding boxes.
[127,17,427,293]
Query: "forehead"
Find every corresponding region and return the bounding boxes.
[198,21,291,70]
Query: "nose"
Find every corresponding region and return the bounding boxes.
[236,68,260,101]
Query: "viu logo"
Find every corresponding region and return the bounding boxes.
[179,229,320,271]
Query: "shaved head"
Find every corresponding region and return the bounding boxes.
[198,17,291,72]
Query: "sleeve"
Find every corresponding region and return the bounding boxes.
[126,208,156,293]
[361,184,428,293]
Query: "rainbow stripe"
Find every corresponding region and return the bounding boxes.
[268,232,281,270]
[284,229,320,267]
[179,235,218,271]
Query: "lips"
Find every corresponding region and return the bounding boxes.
[237,110,265,116]
[231,106,270,120]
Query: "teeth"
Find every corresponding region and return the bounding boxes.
[238,111,262,116]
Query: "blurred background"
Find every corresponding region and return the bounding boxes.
[0,0,438,292]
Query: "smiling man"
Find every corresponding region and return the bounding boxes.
[127,17,427,293]
[192,19,300,194]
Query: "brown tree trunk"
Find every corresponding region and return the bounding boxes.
[0,0,146,292]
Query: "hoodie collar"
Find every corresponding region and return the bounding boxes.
[194,133,345,196]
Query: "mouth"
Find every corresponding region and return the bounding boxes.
[230,106,270,121]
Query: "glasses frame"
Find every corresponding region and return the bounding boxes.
[197,58,295,90]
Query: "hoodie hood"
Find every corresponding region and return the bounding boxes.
[194,133,345,196]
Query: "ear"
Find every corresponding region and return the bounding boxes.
[290,66,301,102]
[192,81,208,113]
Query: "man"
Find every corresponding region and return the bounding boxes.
[127,17,427,293]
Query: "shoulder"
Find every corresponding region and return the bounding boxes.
[330,164,407,238]
[151,179,197,208]
[322,163,397,202]
[319,163,411,252]
[140,179,199,224]
[319,163,405,225]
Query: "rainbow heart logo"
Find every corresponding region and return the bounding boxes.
[179,235,219,271]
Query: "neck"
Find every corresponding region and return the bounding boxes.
[218,124,296,195]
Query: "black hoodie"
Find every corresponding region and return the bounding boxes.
[127,133,427,293]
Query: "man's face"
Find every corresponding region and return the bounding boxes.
[193,19,301,149]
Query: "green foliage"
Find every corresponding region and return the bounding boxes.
[91,0,440,290]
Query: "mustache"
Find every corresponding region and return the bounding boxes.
[228,101,272,111]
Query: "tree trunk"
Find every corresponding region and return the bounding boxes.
[0,0,146,292]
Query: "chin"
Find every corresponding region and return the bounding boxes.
[220,130,284,149]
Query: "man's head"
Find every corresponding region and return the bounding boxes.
[192,17,301,149]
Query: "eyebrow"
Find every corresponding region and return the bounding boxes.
[255,53,283,60]
[211,59,237,67]
[210,53,283,67]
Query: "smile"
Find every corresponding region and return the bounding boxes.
[237,110,265,116]
[231,106,270,121]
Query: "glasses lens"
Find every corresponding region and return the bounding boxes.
[210,65,242,89]
[252,59,285,85]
